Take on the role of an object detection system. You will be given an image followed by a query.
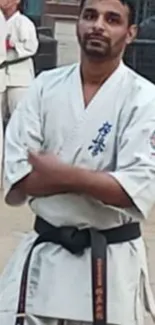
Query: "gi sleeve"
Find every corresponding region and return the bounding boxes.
[4,75,44,206]
[13,16,38,58]
[110,100,155,219]
[0,10,7,62]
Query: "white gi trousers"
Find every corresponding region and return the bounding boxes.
[0,91,4,187]
[2,86,28,119]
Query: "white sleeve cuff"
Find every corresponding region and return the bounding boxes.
[109,171,155,219]
[4,165,32,206]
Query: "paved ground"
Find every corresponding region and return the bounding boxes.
[0,20,155,324]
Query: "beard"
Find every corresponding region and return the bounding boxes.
[77,30,112,60]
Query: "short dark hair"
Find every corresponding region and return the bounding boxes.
[79,0,136,25]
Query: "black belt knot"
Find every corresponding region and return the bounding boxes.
[34,226,90,255]
[55,226,90,254]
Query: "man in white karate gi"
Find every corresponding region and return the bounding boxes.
[1,0,155,325]
[1,0,38,118]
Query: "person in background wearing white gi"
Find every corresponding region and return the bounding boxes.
[1,0,155,325]
[0,5,7,187]
[1,0,38,119]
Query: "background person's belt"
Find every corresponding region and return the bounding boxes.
[0,61,6,69]
[0,56,32,69]
[15,216,141,325]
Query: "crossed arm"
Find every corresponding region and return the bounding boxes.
[13,151,133,208]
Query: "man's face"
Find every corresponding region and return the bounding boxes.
[0,0,19,13]
[77,0,137,61]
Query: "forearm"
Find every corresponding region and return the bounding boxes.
[15,170,62,197]
[15,39,38,57]
[65,167,133,208]
[14,165,133,208]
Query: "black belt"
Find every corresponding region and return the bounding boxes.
[0,61,6,69]
[0,56,32,69]
[15,216,141,325]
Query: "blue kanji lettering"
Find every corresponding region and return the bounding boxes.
[88,122,112,157]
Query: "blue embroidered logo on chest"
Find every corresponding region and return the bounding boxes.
[88,122,112,157]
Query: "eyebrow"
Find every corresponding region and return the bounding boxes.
[82,7,98,13]
[106,11,122,19]
[83,7,122,18]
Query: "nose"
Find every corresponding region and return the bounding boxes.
[93,15,105,32]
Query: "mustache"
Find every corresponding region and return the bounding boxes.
[85,33,110,43]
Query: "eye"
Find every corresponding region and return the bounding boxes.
[106,14,121,24]
[108,17,118,23]
[83,10,98,21]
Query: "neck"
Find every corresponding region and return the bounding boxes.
[81,54,121,85]
[5,9,17,20]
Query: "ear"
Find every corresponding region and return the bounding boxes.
[76,19,80,37]
[126,24,138,45]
